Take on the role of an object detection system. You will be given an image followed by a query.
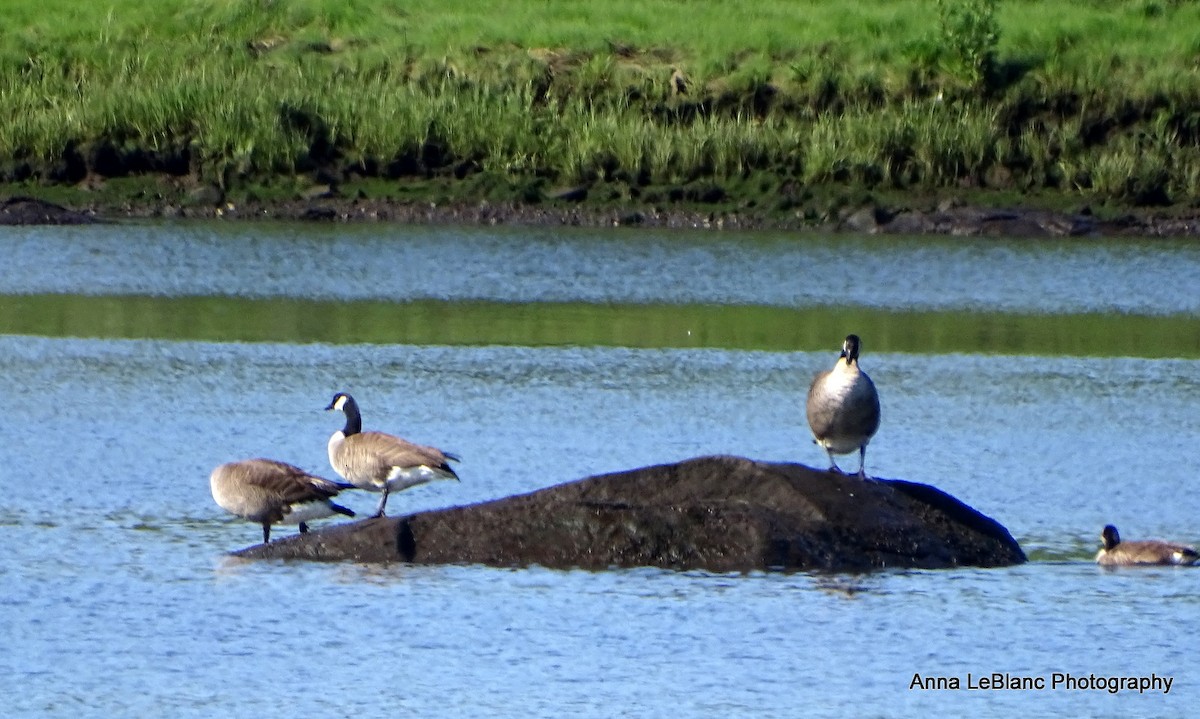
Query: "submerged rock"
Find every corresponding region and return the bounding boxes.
[232,455,1025,571]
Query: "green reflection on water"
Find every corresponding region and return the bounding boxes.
[1,293,1197,357]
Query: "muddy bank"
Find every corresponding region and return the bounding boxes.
[233,455,1026,572]
[7,188,1199,236]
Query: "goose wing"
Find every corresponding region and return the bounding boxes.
[356,432,460,477]
[241,458,352,501]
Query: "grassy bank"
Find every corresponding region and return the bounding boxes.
[5,0,1200,218]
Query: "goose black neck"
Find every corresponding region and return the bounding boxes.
[342,398,362,436]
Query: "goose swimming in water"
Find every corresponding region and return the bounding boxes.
[805,334,881,479]
[325,391,460,518]
[1095,524,1199,567]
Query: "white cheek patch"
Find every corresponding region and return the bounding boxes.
[333,395,347,410]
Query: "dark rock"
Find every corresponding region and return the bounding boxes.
[878,210,930,235]
[864,203,1104,238]
[841,206,881,233]
[301,206,338,221]
[233,455,1025,572]
[978,214,1052,237]
[0,196,99,225]
[840,205,896,234]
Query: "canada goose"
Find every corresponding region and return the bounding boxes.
[805,334,881,479]
[1096,525,1199,566]
[210,458,355,544]
[325,391,460,517]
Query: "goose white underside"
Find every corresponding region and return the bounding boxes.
[281,501,343,524]
[1156,550,1195,566]
[381,465,456,493]
[817,435,869,455]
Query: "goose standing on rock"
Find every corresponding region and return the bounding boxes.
[210,458,356,544]
[806,334,881,479]
[1096,525,1199,566]
[325,391,460,517]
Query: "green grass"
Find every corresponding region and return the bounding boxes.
[4,0,1200,210]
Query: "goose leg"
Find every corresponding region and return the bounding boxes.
[856,446,870,481]
[374,487,390,518]
[262,522,271,544]
[299,521,309,534]
[825,448,843,474]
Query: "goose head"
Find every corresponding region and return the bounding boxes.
[841,334,862,365]
[1101,524,1121,551]
[325,391,362,436]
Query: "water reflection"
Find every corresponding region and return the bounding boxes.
[2,293,1198,357]
[5,223,1200,316]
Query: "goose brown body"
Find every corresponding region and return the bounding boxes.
[326,392,460,517]
[209,458,355,544]
[1096,525,1199,567]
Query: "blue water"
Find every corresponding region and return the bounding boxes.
[4,222,1200,314]
[1,224,1198,718]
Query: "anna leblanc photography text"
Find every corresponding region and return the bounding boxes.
[909,672,1174,694]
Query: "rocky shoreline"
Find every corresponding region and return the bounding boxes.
[4,192,1200,236]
